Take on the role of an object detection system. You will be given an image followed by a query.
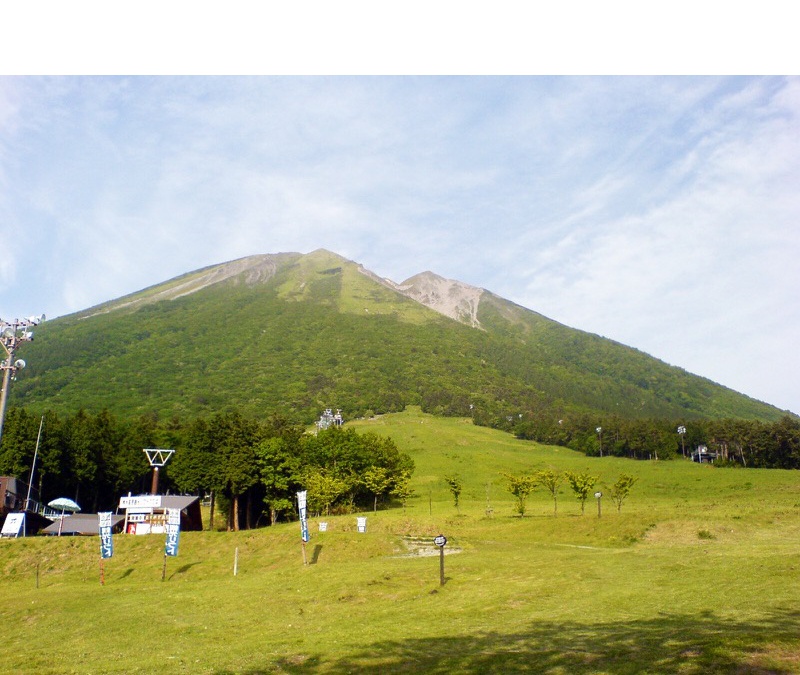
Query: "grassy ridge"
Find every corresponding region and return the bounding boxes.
[11,251,787,423]
[1,408,799,674]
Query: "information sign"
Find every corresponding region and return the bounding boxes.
[1,513,24,538]
[119,495,161,509]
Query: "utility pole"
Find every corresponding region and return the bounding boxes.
[0,315,45,446]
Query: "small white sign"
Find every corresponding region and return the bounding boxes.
[357,517,367,533]
[1,513,25,537]
[319,522,328,532]
[119,495,161,509]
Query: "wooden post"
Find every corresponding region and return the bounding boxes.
[234,547,239,576]
[100,559,105,586]
[434,534,447,586]
[161,552,168,581]
[301,541,308,565]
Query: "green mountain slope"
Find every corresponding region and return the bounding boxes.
[10,250,787,423]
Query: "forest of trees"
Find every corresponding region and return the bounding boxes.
[0,407,413,530]
[2,402,798,534]
[512,412,800,468]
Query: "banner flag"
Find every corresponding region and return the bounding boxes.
[165,508,181,557]
[98,512,113,559]
[297,490,309,542]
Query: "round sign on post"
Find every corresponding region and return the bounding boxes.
[434,534,447,586]
[594,491,603,518]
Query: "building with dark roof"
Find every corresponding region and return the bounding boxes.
[118,494,203,534]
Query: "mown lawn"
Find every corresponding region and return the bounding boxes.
[1,408,799,674]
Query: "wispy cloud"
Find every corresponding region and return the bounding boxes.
[0,76,798,412]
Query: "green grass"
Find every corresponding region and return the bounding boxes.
[2,407,799,674]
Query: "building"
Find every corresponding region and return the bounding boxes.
[40,513,125,536]
[0,475,54,535]
[691,445,718,463]
[118,494,203,534]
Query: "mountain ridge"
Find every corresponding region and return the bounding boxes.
[12,249,790,423]
[82,250,493,329]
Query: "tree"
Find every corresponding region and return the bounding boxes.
[565,471,598,515]
[304,468,351,516]
[444,474,463,512]
[214,412,262,531]
[0,407,40,479]
[536,468,563,516]
[255,437,302,525]
[609,473,638,512]
[502,472,538,516]
[361,465,393,512]
[391,469,415,513]
[171,418,220,529]
[63,410,100,508]
[225,440,261,531]
[301,427,413,511]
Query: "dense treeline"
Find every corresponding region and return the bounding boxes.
[0,407,413,529]
[512,412,800,468]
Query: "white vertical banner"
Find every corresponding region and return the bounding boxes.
[165,508,181,557]
[98,512,113,559]
[297,490,309,542]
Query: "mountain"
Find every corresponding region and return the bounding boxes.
[10,249,787,424]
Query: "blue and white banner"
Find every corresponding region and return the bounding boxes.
[165,508,181,557]
[297,490,309,542]
[98,512,113,559]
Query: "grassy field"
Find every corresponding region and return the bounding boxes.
[1,407,799,674]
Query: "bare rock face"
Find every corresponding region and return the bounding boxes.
[87,249,488,329]
[394,271,484,328]
[84,253,298,317]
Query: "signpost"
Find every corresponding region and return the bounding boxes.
[594,491,603,518]
[434,534,447,586]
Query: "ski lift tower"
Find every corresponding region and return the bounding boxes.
[317,408,344,432]
[143,448,175,495]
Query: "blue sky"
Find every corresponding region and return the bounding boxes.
[0,15,798,416]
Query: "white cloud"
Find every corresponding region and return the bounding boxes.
[0,76,798,412]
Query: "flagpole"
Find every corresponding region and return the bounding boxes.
[23,415,45,535]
